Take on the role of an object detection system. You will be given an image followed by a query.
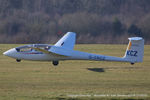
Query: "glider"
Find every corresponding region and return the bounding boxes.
[3,32,144,66]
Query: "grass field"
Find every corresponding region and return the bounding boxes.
[0,44,150,100]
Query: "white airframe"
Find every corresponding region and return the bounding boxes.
[3,32,144,66]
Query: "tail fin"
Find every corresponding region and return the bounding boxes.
[124,37,144,64]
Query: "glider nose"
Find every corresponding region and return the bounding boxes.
[3,50,10,56]
[3,48,17,57]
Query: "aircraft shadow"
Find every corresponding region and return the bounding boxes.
[87,68,105,72]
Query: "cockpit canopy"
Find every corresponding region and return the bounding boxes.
[16,44,51,52]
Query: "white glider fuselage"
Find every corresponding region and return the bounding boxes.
[3,32,144,66]
[3,46,125,62]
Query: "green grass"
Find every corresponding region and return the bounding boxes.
[0,44,150,100]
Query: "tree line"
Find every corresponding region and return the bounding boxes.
[0,0,150,44]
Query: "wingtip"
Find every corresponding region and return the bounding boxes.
[66,32,76,35]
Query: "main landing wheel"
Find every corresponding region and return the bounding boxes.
[131,62,134,65]
[52,61,59,66]
[16,59,21,62]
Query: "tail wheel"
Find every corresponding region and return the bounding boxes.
[52,61,59,66]
[16,59,21,62]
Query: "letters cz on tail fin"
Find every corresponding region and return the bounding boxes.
[124,37,144,63]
